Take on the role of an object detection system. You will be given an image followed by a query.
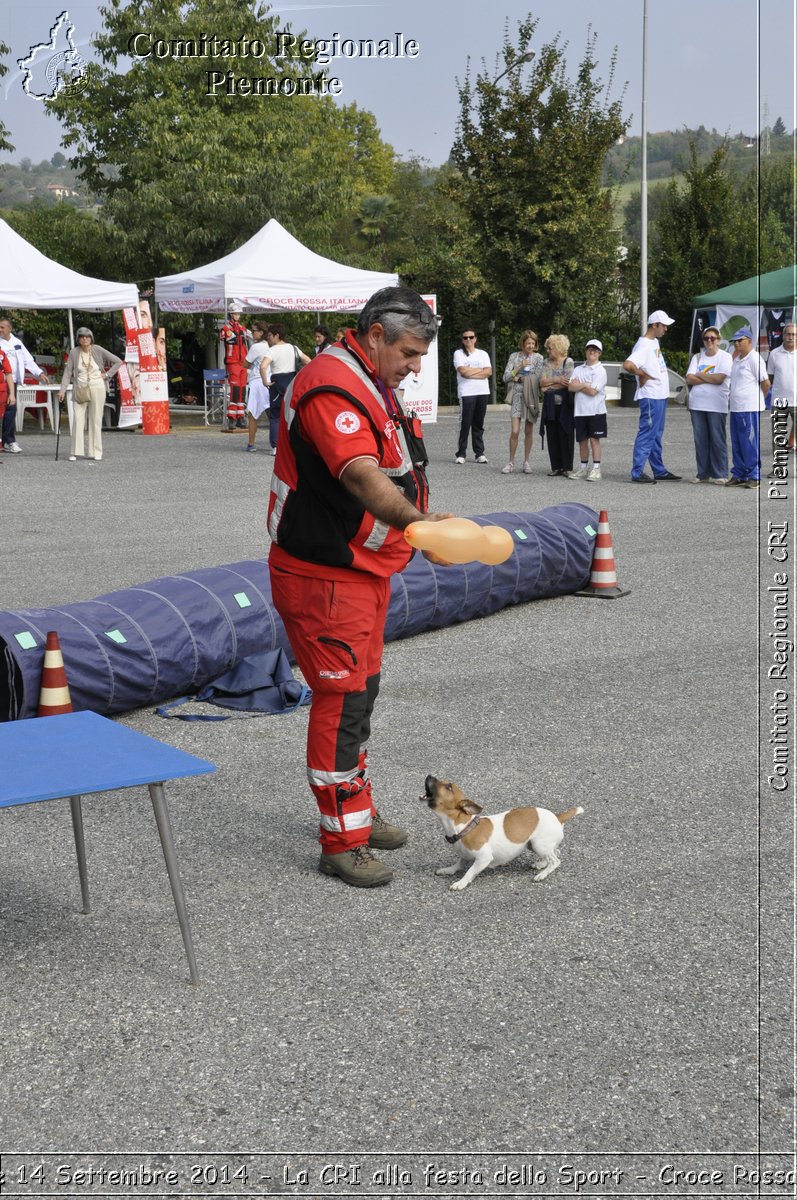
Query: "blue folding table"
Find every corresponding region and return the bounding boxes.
[0,710,216,985]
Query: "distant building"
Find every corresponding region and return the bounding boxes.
[46,182,78,201]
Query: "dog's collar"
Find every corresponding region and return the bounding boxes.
[445,815,481,844]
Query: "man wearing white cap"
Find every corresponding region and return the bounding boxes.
[220,301,251,431]
[623,310,681,483]
[726,325,769,488]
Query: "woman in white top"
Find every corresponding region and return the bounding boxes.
[685,325,733,484]
[243,322,272,453]
[265,323,310,450]
[59,327,122,462]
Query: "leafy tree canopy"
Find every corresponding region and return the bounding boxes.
[47,0,395,279]
[649,141,792,344]
[0,41,14,153]
[448,14,630,350]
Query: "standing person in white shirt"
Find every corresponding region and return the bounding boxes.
[243,322,272,453]
[453,328,492,464]
[0,317,48,454]
[685,325,733,484]
[726,325,769,489]
[567,339,608,481]
[623,309,681,483]
[767,322,796,451]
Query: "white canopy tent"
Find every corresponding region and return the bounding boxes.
[0,218,139,344]
[154,218,398,313]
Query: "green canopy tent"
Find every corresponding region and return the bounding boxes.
[692,266,796,351]
[693,266,796,307]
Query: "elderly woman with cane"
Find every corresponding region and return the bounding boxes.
[501,329,543,474]
[59,327,122,462]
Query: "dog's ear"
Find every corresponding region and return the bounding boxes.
[460,799,483,816]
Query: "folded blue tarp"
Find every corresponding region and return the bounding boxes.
[0,504,598,721]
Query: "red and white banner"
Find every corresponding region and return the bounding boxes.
[116,362,142,430]
[398,294,439,423]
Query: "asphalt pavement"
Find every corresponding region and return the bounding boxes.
[1,403,791,1187]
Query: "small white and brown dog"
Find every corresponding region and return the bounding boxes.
[422,774,583,891]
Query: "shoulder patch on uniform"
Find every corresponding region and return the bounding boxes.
[335,410,361,434]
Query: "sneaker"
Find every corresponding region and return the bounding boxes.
[318,845,393,888]
[631,473,656,483]
[454,456,465,464]
[6,442,21,453]
[475,455,488,464]
[725,477,744,487]
[709,477,726,485]
[522,461,531,473]
[235,418,247,429]
[691,477,709,484]
[269,447,277,455]
[586,466,601,481]
[68,455,77,462]
[654,471,681,481]
[368,809,408,850]
[501,463,514,474]
[567,466,589,479]
[744,479,760,489]
[245,444,257,452]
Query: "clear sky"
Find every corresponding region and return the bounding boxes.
[1,0,794,166]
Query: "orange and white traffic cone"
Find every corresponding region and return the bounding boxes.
[576,510,630,599]
[38,631,74,715]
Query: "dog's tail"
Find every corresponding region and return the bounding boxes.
[557,805,584,825]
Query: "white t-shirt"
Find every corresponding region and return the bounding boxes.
[687,348,733,413]
[245,341,271,384]
[730,350,768,412]
[269,342,298,374]
[627,335,669,400]
[767,344,796,409]
[454,347,492,398]
[570,362,607,416]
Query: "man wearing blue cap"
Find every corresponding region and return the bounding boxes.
[726,326,769,489]
[624,310,681,483]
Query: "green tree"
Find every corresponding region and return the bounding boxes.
[772,116,786,138]
[47,0,395,279]
[650,141,790,346]
[449,15,629,346]
[739,155,795,265]
[0,42,12,154]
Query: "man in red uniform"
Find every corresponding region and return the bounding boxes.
[268,286,447,887]
[220,302,251,430]
[0,348,15,462]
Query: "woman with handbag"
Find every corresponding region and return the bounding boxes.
[59,328,122,462]
[265,323,311,453]
[501,330,543,474]
[539,333,575,476]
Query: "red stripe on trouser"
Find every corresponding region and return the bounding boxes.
[269,565,390,853]
[226,364,247,420]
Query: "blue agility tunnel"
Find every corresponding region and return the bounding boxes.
[0,504,598,721]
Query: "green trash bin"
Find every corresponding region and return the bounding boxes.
[618,370,637,407]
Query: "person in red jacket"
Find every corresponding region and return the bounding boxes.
[219,302,251,430]
[268,286,449,888]
[0,348,15,461]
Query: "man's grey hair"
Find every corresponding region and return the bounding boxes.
[358,286,438,344]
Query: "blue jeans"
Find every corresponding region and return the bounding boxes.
[729,411,760,481]
[631,397,668,477]
[690,409,728,480]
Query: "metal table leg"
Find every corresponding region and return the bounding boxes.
[148,781,199,986]
[69,795,91,914]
